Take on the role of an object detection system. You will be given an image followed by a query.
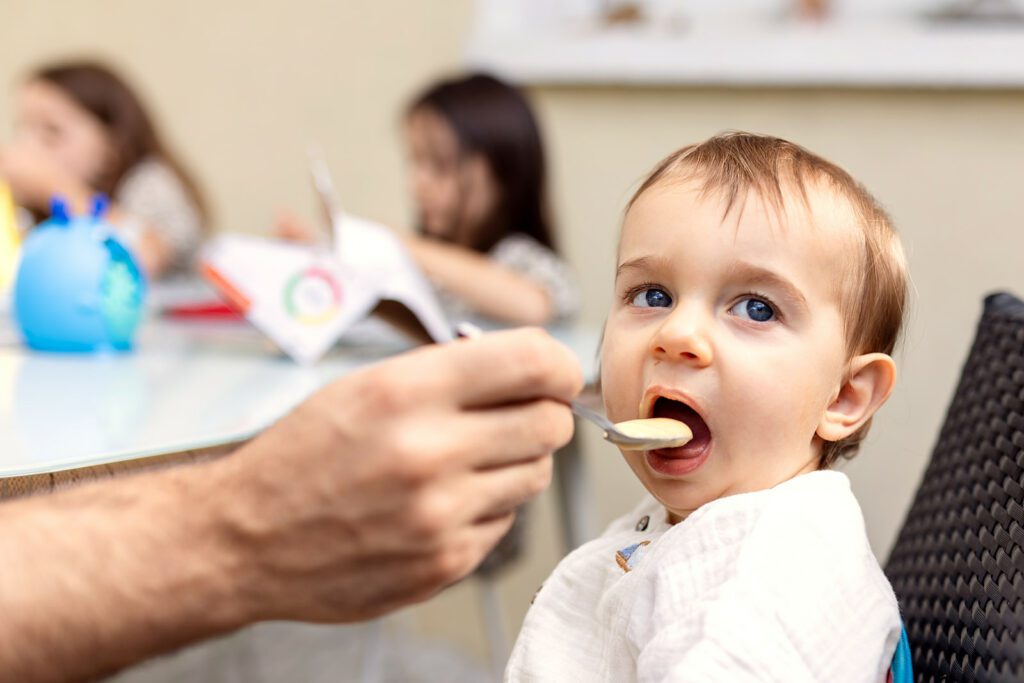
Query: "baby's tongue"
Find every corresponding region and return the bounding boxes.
[653,398,711,448]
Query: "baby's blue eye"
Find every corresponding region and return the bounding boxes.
[630,288,672,308]
[730,297,775,322]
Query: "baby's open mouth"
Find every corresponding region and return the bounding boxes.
[649,397,712,457]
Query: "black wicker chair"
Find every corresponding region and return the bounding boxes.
[886,292,1024,682]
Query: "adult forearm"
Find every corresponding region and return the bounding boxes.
[0,461,253,683]
[0,328,583,682]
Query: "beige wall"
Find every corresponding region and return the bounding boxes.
[5,0,1024,672]
[0,0,475,236]
[532,85,1024,561]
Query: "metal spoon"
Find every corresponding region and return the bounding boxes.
[570,400,692,451]
[454,322,693,451]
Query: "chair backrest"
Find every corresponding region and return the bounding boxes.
[886,292,1024,681]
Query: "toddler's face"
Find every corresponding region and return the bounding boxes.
[15,79,112,186]
[404,108,496,246]
[601,180,857,522]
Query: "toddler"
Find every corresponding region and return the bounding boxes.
[0,61,207,278]
[507,132,909,682]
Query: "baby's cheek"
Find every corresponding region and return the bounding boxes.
[599,356,637,422]
[737,372,825,446]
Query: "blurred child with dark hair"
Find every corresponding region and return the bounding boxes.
[0,61,208,278]
[280,73,578,325]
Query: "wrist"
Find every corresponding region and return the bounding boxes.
[199,429,322,623]
[189,453,274,627]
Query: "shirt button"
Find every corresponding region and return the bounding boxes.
[635,515,649,532]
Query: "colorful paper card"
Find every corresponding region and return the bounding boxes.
[200,216,452,364]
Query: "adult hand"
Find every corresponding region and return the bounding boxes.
[0,327,582,683]
[222,326,583,622]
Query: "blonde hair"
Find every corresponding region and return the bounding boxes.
[627,132,908,467]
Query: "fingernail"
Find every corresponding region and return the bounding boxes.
[455,322,483,339]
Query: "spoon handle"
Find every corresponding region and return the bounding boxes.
[570,399,616,432]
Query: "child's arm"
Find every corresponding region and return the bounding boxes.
[273,214,565,324]
[111,160,203,278]
[0,146,198,278]
[404,235,556,325]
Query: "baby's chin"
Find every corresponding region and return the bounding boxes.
[620,457,713,522]
[637,474,712,523]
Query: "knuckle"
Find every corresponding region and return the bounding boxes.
[564,356,585,395]
[555,404,578,447]
[387,426,452,487]
[527,456,554,495]
[387,429,429,482]
[549,350,584,398]
[511,328,553,379]
[479,513,518,556]
[494,511,517,538]
[434,545,471,583]
[360,366,412,415]
[509,328,582,398]
[409,491,454,538]
[535,401,576,453]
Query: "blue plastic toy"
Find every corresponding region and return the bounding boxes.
[13,195,146,352]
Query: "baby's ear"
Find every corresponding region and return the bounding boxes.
[816,353,897,442]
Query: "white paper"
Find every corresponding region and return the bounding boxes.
[200,217,452,365]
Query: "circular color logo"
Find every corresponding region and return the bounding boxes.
[283,267,342,325]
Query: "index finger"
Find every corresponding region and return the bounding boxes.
[400,327,584,409]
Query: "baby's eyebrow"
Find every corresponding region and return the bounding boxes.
[616,255,666,278]
[727,262,808,311]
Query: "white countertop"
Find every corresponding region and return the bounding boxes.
[0,315,600,477]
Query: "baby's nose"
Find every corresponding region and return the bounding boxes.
[650,310,713,366]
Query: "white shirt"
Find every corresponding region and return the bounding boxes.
[506,471,901,682]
